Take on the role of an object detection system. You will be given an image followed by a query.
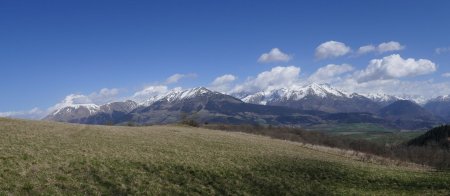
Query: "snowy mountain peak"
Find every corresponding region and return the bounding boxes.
[397,94,428,105]
[51,103,100,116]
[162,87,216,102]
[241,83,350,105]
[364,93,402,102]
[301,83,349,98]
[428,95,450,102]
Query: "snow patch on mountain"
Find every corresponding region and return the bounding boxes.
[51,104,100,115]
[162,87,219,102]
[241,83,351,105]
[429,95,450,102]
[363,93,402,103]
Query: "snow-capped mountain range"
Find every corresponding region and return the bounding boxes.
[47,83,440,114]
[240,83,349,105]
[44,83,450,127]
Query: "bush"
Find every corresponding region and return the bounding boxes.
[181,119,199,127]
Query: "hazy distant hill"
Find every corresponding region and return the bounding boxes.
[378,100,444,130]
[424,95,450,122]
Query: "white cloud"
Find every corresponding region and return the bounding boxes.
[357,41,405,55]
[0,107,46,119]
[47,94,94,112]
[308,64,354,83]
[165,73,197,84]
[46,88,122,114]
[335,78,450,101]
[132,85,169,102]
[0,88,118,120]
[442,72,450,77]
[315,41,351,59]
[258,48,292,63]
[356,45,376,55]
[231,66,301,94]
[377,41,405,53]
[212,74,236,86]
[88,88,120,105]
[210,74,237,92]
[436,47,450,54]
[355,54,436,83]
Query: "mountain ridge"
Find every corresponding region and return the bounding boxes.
[44,85,449,130]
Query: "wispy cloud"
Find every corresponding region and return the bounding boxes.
[165,73,197,84]
[356,41,405,55]
[0,108,46,119]
[436,47,450,55]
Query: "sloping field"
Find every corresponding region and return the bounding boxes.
[0,118,449,195]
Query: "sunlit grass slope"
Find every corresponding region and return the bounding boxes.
[0,118,449,195]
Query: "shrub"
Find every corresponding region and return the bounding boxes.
[181,119,199,127]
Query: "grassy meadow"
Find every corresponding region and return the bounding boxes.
[0,118,449,195]
[307,123,425,145]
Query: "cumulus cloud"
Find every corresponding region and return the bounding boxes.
[258,48,292,63]
[436,47,450,55]
[356,45,376,54]
[377,41,405,53]
[165,73,197,84]
[355,54,436,83]
[442,72,450,78]
[47,94,94,112]
[89,88,120,104]
[46,88,122,114]
[0,88,120,120]
[308,64,354,83]
[231,66,301,94]
[357,41,405,55]
[212,74,236,86]
[315,41,351,59]
[132,85,169,102]
[210,74,237,92]
[334,78,450,102]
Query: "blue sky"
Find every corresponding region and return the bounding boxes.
[1,0,450,117]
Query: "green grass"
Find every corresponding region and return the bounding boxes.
[0,118,449,195]
[307,123,425,145]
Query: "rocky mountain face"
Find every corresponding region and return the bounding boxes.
[128,87,247,124]
[126,87,389,126]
